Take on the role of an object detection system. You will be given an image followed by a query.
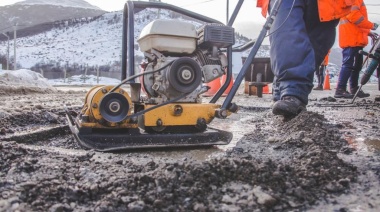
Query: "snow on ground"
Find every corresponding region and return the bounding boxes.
[0,69,52,88]
[48,74,121,86]
[0,69,121,88]
[0,66,376,90]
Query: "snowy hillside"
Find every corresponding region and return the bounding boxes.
[0,0,105,34]
[18,11,126,68]
[0,10,154,69]
[0,8,257,75]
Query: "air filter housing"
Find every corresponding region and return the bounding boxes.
[197,24,235,49]
[138,19,197,54]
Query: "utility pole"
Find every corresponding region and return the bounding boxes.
[157,0,161,19]
[226,0,229,24]
[1,32,10,70]
[13,25,17,70]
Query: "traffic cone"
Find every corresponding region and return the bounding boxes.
[221,74,234,96]
[203,77,221,97]
[323,69,331,90]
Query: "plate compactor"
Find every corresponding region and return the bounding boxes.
[66,0,281,151]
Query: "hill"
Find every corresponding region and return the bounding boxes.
[0,7,256,77]
[0,0,105,39]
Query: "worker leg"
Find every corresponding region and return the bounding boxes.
[272,76,280,101]
[349,48,363,90]
[313,65,323,90]
[315,66,322,85]
[337,47,360,90]
[305,13,338,70]
[304,0,337,88]
[320,65,325,86]
[269,0,336,104]
[269,0,314,105]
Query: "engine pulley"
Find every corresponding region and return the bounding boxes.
[167,57,202,94]
[99,93,130,123]
[82,85,133,125]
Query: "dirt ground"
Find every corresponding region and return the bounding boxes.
[0,83,380,211]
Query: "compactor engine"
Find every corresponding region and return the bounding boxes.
[138,19,234,104]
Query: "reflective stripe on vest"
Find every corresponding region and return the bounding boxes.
[354,16,365,25]
[351,5,359,11]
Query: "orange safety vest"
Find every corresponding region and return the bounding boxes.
[339,0,374,48]
[257,0,353,22]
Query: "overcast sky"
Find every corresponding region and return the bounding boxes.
[0,0,260,24]
[0,0,379,42]
[1,0,379,24]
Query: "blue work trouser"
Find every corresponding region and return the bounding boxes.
[269,0,338,104]
[337,47,363,90]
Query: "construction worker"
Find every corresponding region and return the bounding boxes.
[257,0,353,117]
[313,50,330,90]
[335,0,378,99]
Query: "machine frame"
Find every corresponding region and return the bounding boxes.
[66,0,281,151]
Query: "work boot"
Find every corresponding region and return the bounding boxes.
[334,88,354,99]
[350,87,370,98]
[313,85,323,90]
[272,96,306,117]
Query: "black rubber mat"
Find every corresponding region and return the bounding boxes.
[66,114,232,152]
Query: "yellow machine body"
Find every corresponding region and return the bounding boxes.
[77,85,138,129]
[143,103,220,127]
[76,86,226,130]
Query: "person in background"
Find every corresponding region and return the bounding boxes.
[256,0,353,117]
[334,0,378,99]
[313,50,330,90]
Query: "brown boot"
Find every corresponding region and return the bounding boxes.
[313,85,323,90]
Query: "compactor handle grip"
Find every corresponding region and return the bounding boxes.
[359,50,380,60]
[361,52,380,85]
[359,50,369,56]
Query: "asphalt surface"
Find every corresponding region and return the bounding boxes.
[0,82,379,211]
